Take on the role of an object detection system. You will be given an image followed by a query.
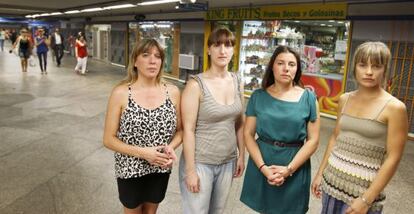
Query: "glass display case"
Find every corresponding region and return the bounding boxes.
[239,20,305,92]
[238,20,350,114]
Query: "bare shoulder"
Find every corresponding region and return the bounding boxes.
[110,84,129,102]
[338,91,352,104]
[184,78,201,92]
[165,83,181,97]
[386,95,407,113]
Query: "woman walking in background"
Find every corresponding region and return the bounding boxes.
[240,45,320,214]
[11,28,32,72]
[34,28,49,74]
[103,39,182,214]
[74,35,88,75]
[179,27,245,214]
[311,41,408,214]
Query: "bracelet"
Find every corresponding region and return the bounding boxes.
[258,163,266,172]
[360,196,372,207]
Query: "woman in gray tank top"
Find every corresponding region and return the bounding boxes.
[312,41,408,214]
[179,27,245,214]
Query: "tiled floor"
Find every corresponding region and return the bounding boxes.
[0,44,413,214]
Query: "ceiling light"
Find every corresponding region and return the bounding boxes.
[25,15,33,18]
[138,0,180,6]
[320,24,326,26]
[103,4,135,10]
[50,12,63,15]
[328,20,335,22]
[40,13,50,16]
[64,10,81,14]
[81,7,103,12]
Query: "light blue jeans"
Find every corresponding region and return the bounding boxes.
[179,156,236,214]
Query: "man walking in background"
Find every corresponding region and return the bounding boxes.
[50,28,64,66]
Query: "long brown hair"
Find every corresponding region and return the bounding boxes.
[262,46,302,89]
[119,39,165,85]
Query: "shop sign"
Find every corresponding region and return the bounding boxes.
[206,3,347,20]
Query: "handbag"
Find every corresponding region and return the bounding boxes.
[29,55,36,67]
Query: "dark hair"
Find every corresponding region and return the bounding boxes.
[261,46,302,89]
[207,27,236,48]
[207,27,235,68]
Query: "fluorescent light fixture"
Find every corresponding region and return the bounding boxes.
[141,24,154,28]
[65,10,81,14]
[155,24,171,28]
[50,12,63,15]
[328,25,333,27]
[337,21,344,24]
[320,24,326,26]
[103,4,135,10]
[294,20,300,23]
[25,15,33,18]
[81,7,103,12]
[138,0,180,6]
[329,20,335,22]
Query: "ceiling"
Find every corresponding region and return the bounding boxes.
[0,0,405,19]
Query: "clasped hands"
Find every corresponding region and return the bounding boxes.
[261,165,290,186]
[143,145,176,168]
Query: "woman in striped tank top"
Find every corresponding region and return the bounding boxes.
[312,41,408,214]
[179,27,245,214]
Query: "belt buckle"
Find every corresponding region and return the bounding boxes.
[273,141,284,147]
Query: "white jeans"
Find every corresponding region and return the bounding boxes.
[179,156,235,214]
[75,57,87,74]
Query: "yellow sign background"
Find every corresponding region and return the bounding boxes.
[206,3,347,20]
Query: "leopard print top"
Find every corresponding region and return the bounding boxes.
[114,84,177,179]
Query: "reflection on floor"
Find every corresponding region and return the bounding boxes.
[0,44,413,214]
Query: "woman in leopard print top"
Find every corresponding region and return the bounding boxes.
[103,39,182,214]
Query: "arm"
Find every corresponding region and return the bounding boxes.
[11,36,20,49]
[102,85,170,166]
[181,79,201,193]
[347,100,408,214]
[161,84,183,167]
[244,116,283,185]
[166,84,183,150]
[279,100,320,180]
[311,94,348,198]
[75,44,78,58]
[234,82,246,178]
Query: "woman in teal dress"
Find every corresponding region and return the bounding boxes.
[240,46,320,214]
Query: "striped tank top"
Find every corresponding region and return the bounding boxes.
[192,73,243,165]
[322,93,391,211]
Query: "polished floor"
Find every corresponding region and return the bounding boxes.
[0,44,413,214]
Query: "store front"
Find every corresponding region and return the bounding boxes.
[205,3,349,116]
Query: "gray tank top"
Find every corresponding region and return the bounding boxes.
[192,73,243,165]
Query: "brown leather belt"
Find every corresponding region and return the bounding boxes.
[259,138,304,147]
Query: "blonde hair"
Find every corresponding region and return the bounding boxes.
[120,39,165,85]
[352,41,391,78]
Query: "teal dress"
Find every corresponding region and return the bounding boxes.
[240,88,317,214]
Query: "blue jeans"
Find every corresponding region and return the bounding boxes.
[179,156,235,214]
